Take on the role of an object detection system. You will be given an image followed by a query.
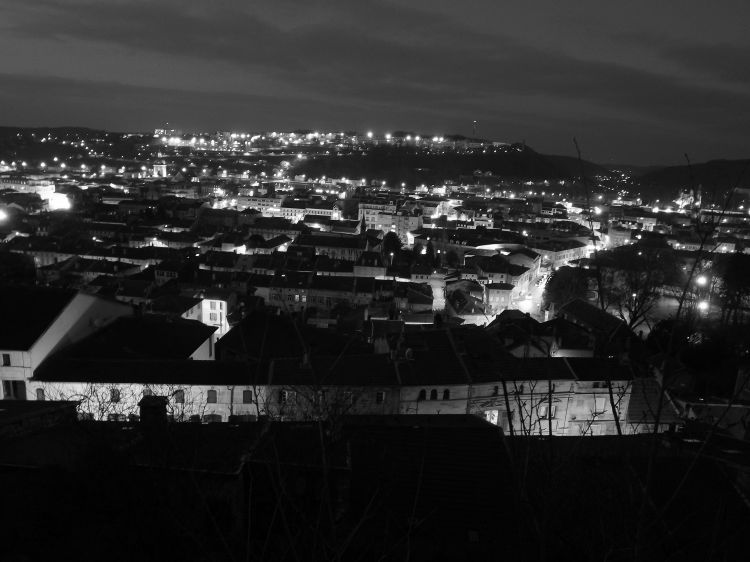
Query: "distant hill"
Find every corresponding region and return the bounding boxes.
[637,159,750,193]
[292,144,614,185]
[542,154,615,179]
[0,126,109,139]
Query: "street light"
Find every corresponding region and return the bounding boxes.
[697,301,709,312]
[696,275,707,286]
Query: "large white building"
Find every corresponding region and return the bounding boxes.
[0,287,132,401]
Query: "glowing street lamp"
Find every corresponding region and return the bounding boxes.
[696,275,707,286]
[697,301,709,312]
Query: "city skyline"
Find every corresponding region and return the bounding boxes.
[1,0,749,165]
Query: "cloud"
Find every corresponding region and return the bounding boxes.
[1,0,749,162]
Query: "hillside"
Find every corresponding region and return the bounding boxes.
[292,144,614,186]
[637,159,750,195]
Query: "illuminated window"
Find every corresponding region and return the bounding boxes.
[242,390,253,403]
[207,390,217,403]
[174,390,185,404]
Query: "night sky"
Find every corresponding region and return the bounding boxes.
[1,0,748,164]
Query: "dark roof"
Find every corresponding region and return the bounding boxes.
[0,285,77,350]
[294,234,368,250]
[559,298,625,335]
[51,314,216,360]
[565,357,634,381]
[486,282,514,290]
[217,310,372,360]
[150,294,202,315]
[34,358,261,386]
[626,377,682,427]
[271,354,401,386]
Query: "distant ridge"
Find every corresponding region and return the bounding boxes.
[637,159,750,192]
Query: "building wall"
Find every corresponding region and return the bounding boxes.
[31,380,268,421]
[399,384,469,414]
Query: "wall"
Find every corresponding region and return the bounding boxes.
[33,380,268,421]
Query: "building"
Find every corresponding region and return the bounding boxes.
[0,286,131,400]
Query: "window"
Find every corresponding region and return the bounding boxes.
[207,390,217,403]
[142,388,153,397]
[430,389,438,400]
[174,390,185,404]
[210,301,216,310]
[242,390,253,404]
[219,301,224,310]
[492,385,499,396]
[418,389,426,401]
[2,380,25,400]
[375,391,386,405]
[442,389,450,400]
[343,391,355,405]
[203,414,222,423]
[2,353,10,366]
[594,397,607,413]
[36,388,45,401]
[279,390,288,404]
[209,313,218,322]
[538,404,548,417]
[110,389,121,403]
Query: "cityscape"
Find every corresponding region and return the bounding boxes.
[1,1,750,561]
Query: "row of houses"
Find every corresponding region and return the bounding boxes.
[0,286,678,437]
